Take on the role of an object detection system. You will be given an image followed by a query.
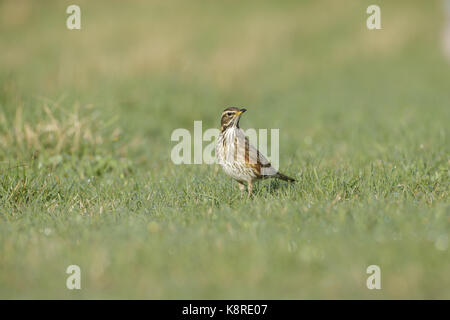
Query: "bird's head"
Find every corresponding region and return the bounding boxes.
[220,107,246,131]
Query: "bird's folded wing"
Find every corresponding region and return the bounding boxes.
[238,134,277,176]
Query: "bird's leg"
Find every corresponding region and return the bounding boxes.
[238,182,245,198]
[247,181,253,198]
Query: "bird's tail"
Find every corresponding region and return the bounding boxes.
[276,172,296,182]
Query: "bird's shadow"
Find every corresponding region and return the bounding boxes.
[254,178,290,197]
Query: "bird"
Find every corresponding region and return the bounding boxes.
[216,107,295,197]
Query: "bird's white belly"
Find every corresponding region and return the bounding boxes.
[221,160,256,182]
[217,131,257,182]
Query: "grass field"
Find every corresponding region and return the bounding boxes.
[0,0,449,299]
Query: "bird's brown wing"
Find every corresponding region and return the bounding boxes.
[237,133,277,177]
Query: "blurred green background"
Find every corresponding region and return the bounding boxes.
[0,0,449,299]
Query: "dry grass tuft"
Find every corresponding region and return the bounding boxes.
[0,101,116,161]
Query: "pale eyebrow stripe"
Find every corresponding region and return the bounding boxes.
[221,111,236,117]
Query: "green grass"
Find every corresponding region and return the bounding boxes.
[0,0,449,299]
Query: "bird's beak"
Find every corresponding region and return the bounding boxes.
[237,108,247,116]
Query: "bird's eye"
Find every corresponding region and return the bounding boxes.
[227,112,233,116]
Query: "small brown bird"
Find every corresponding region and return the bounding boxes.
[216,107,295,197]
